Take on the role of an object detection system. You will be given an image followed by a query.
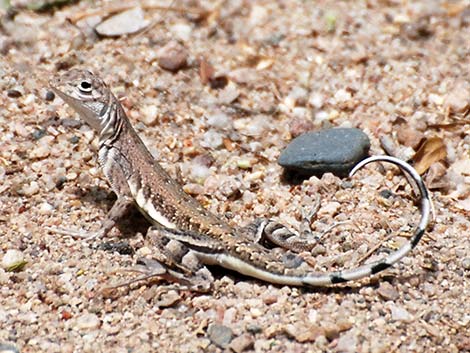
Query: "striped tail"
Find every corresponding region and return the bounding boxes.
[301,155,431,286]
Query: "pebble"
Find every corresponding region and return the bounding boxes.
[95,7,150,36]
[389,304,413,323]
[377,281,399,301]
[170,23,192,42]
[44,90,55,101]
[1,250,25,271]
[207,323,233,348]
[278,128,370,177]
[401,16,433,40]
[140,105,159,126]
[30,144,50,159]
[444,81,470,113]
[201,130,223,149]
[38,202,55,215]
[156,41,188,72]
[462,257,470,270]
[334,88,352,103]
[183,183,204,195]
[206,112,231,129]
[308,92,324,108]
[285,323,325,343]
[336,332,357,353]
[428,93,444,106]
[229,334,254,353]
[75,313,101,331]
[289,116,314,138]
[6,89,22,98]
[153,290,181,308]
[218,82,240,104]
[396,126,424,149]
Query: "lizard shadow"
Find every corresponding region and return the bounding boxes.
[280,169,346,185]
[71,185,152,237]
[207,266,365,295]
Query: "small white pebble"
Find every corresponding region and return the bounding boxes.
[201,130,223,149]
[315,110,329,123]
[288,86,308,104]
[1,249,25,270]
[141,105,159,126]
[136,246,152,257]
[83,130,95,142]
[188,163,211,182]
[39,202,55,215]
[334,89,351,102]
[249,5,268,26]
[30,145,51,159]
[308,309,318,323]
[328,109,339,120]
[245,171,264,182]
[23,93,36,105]
[66,172,78,181]
[389,304,413,322]
[22,181,40,196]
[75,313,101,331]
[170,23,192,41]
[13,122,29,137]
[393,14,410,24]
[308,92,324,108]
[318,201,341,217]
[428,93,444,105]
[237,158,252,169]
[247,142,262,152]
[291,107,309,119]
[250,308,263,318]
[283,96,296,110]
[206,112,231,129]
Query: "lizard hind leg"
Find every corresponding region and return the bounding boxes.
[140,227,215,292]
[243,194,346,253]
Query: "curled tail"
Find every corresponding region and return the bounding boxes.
[302,155,431,286]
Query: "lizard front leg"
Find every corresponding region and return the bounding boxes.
[48,146,136,240]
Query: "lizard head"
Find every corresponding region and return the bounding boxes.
[50,69,113,132]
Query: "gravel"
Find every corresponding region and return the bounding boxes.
[0,1,469,352]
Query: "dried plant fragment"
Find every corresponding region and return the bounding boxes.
[412,137,447,175]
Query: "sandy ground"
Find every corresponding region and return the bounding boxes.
[1,0,470,352]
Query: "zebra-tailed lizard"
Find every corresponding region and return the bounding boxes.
[49,69,431,289]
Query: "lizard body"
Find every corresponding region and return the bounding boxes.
[50,69,431,287]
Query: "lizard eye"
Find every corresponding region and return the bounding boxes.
[79,80,92,93]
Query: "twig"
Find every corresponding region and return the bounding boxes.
[357,232,395,265]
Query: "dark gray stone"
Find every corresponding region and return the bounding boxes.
[207,323,233,348]
[278,128,370,177]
